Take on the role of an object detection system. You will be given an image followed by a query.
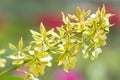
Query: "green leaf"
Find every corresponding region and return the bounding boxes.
[9,43,17,50]
[18,37,23,50]
[0,76,23,80]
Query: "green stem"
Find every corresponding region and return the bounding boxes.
[0,60,30,77]
[0,65,20,77]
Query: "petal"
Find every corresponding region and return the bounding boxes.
[18,37,23,50]
[23,45,31,51]
[0,63,5,67]
[95,48,102,54]
[76,7,81,18]
[40,23,46,40]
[30,64,44,76]
[25,59,35,66]
[30,29,40,36]
[0,49,6,55]
[9,43,17,50]
[12,59,24,65]
[40,56,52,62]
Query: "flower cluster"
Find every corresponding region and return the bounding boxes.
[6,5,111,79]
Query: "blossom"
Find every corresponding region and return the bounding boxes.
[25,23,55,76]
[5,5,111,77]
[90,47,102,60]
[105,4,120,28]
[0,59,6,67]
[55,5,111,72]
[7,38,31,65]
[24,72,39,80]
[0,49,6,68]
[52,69,84,80]
[35,12,63,28]
[25,50,52,77]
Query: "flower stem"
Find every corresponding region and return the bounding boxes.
[0,60,30,77]
[0,65,20,77]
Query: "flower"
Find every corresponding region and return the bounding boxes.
[24,72,39,80]
[0,59,6,68]
[24,23,56,76]
[25,50,52,76]
[7,38,31,65]
[0,49,6,68]
[90,47,102,60]
[5,5,111,77]
[52,69,84,80]
[35,12,63,28]
[105,4,120,28]
[56,5,111,72]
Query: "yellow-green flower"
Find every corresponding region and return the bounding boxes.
[30,23,60,51]
[25,50,52,76]
[24,72,39,80]
[4,5,111,76]
[56,5,111,72]
[8,38,31,65]
[0,49,6,68]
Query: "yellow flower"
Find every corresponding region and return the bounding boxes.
[24,72,39,80]
[56,5,111,71]
[4,5,111,76]
[8,37,31,65]
[30,23,60,50]
[25,50,52,76]
[0,49,6,68]
[0,59,6,68]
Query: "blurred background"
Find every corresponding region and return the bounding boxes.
[0,0,120,80]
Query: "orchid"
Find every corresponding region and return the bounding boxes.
[0,49,6,68]
[0,5,112,79]
[7,38,31,65]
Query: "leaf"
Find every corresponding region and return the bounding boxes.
[9,43,17,50]
[18,37,23,50]
[23,45,31,51]
[0,49,6,55]
[0,76,23,80]
[40,23,46,40]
